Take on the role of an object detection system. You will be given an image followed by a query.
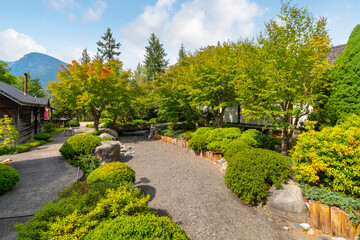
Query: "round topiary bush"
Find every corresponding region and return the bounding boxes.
[0,164,20,194]
[33,132,51,141]
[223,141,250,161]
[66,120,80,127]
[225,148,291,204]
[87,162,135,185]
[59,134,101,162]
[189,135,208,151]
[85,215,190,240]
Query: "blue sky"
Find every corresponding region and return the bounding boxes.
[0,0,359,70]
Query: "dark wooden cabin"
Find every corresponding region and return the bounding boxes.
[0,81,50,144]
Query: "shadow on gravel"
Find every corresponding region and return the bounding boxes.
[119,132,155,144]
[151,208,173,219]
[119,154,133,163]
[135,185,156,202]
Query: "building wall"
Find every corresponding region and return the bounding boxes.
[0,94,45,144]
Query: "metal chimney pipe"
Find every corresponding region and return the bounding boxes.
[24,73,28,95]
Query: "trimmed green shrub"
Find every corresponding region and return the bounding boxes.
[225,148,291,204]
[86,123,94,128]
[206,139,233,152]
[78,154,101,175]
[0,164,20,194]
[87,162,135,185]
[180,131,193,141]
[85,215,189,240]
[90,130,104,136]
[43,122,57,133]
[189,135,208,151]
[43,184,150,239]
[33,132,51,141]
[291,115,360,197]
[66,120,80,127]
[16,182,147,240]
[238,129,262,147]
[223,141,250,161]
[59,134,101,163]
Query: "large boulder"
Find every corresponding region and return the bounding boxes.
[103,128,119,139]
[267,180,308,222]
[99,133,116,140]
[92,141,121,163]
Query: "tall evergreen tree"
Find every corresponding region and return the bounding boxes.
[178,43,186,61]
[96,27,121,61]
[144,33,168,81]
[325,24,360,125]
[133,63,147,85]
[79,48,91,64]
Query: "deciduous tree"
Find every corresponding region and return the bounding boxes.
[235,1,331,154]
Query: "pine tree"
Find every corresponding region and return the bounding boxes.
[96,27,121,61]
[133,63,147,84]
[178,43,186,61]
[143,33,168,81]
[79,48,91,64]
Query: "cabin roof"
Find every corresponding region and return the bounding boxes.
[0,81,49,107]
[328,44,346,65]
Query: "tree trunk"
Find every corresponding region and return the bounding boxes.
[281,128,294,155]
[111,115,117,128]
[91,108,101,131]
[76,110,79,122]
[214,107,226,128]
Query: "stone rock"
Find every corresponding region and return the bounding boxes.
[331,238,347,240]
[291,222,300,228]
[315,235,331,240]
[93,141,120,163]
[99,133,116,140]
[300,223,311,230]
[148,125,157,139]
[103,129,119,139]
[219,161,228,174]
[267,180,308,222]
[216,158,226,165]
[307,228,315,235]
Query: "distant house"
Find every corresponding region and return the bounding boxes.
[0,81,50,144]
[223,44,347,128]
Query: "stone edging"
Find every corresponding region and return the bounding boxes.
[154,134,223,163]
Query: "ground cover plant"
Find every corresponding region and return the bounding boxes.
[225,148,291,204]
[0,139,47,156]
[0,164,20,194]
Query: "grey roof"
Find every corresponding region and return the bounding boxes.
[328,44,346,65]
[0,81,49,107]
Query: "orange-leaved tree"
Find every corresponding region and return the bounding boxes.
[49,59,128,130]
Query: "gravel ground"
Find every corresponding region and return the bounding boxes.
[120,133,299,240]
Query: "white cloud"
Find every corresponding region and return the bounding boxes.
[120,0,264,70]
[47,0,75,12]
[0,29,46,62]
[83,0,108,22]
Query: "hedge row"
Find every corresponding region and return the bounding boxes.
[188,127,278,153]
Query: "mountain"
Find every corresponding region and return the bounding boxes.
[5,52,67,87]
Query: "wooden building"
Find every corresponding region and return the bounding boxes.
[0,81,50,144]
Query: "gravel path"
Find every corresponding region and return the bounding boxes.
[120,133,298,240]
